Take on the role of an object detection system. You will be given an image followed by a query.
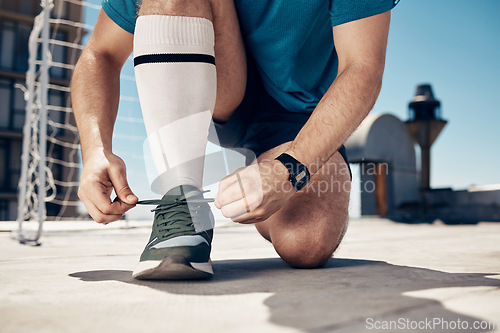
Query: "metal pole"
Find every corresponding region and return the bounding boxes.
[421,145,431,190]
[15,1,52,243]
[36,0,53,241]
[17,62,37,235]
[420,122,431,190]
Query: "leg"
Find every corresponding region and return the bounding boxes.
[139,0,246,122]
[135,0,245,193]
[133,0,245,279]
[254,142,351,268]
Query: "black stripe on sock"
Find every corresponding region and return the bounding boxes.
[134,53,215,67]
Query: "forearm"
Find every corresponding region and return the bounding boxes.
[286,63,383,174]
[71,50,121,163]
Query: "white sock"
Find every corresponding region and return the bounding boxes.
[134,15,216,194]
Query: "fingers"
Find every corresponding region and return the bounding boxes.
[78,153,137,224]
[225,204,267,224]
[232,213,265,224]
[215,161,293,224]
[83,198,123,224]
[108,163,138,205]
[215,165,264,222]
[218,181,263,219]
[79,181,134,223]
[90,181,134,215]
[214,176,244,208]
[214,173,238,208]
[219,197,248,220]
[215,165,262,209]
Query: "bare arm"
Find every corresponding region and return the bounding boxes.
[71,9,136,223]
[214,11,391,223]
[72,9,132,159]
[286,11,391,173]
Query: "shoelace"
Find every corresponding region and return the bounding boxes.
[137,190,214,236]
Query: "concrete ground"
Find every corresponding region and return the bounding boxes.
[1,218,499,333]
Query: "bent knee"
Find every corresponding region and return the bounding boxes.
[271,217,348,269]
[274,239,339,269]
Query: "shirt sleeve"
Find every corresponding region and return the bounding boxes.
[329,0,399,27]
[101,0,138,34]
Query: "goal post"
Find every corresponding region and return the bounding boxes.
[15,0,53,244]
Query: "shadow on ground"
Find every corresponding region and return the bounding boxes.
[70,258,500,332]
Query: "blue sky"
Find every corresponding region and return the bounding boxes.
[82,0,500,218]
[375,0,500,188]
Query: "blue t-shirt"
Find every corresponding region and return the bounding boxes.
[102,0,398,112]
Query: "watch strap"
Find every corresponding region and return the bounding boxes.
[275,153,311,191]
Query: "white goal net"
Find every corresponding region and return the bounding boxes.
[14,0,152,243]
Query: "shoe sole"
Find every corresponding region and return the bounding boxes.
[132,256,213,280]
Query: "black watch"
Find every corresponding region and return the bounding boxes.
[275,153,311,191]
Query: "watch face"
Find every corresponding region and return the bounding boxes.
[293,165,310,190]
[295,170,307,183]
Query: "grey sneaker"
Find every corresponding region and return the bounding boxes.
[133,185,214,280]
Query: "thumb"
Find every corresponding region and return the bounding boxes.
[108,166,138,205]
